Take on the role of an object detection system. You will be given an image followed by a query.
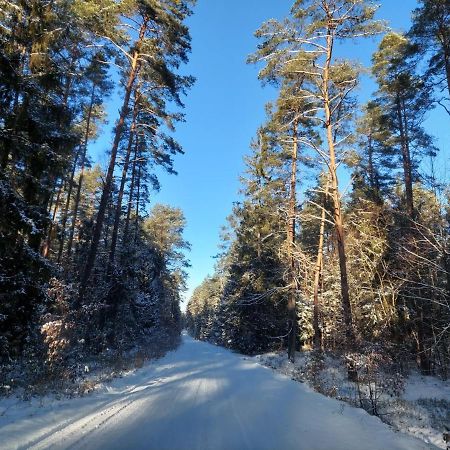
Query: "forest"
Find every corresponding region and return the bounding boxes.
[0,0,449,449]
[186,0,450,381]
[0,0,193,389]
[0,0,449,428]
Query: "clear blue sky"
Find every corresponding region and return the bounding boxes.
[90,0,448,309]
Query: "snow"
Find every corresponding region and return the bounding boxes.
[0,333,437,450]
[252,351,449,449]
[404,373,450,402]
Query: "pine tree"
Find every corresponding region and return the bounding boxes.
[372,32,436,220]
[352,101,396,204]
[79,0,195,302]
[251,0,385,371]
[408,0,450,114]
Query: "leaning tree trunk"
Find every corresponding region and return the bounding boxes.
[78,20,147,304]
[287,120,298,362]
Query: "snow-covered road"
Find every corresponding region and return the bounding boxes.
[0,333,435,450]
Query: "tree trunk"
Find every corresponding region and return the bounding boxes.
[108,92,139,268]
[323,27,356,346]
[396,95,432,372]
[54,149,80,262]
[444,248,450,301]
[313,179,329,351]
[42,179,64,258]
[46,177,61,216]
[41,71,77,259]
[66,85,96,258]
[134,161,142,242]
[57,85,95,263]
[441,31,450,103]
[78,21,147,304]
[287,120,298,362]
[396,95,414,219]
[124,138,139,241]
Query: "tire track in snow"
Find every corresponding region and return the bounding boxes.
[22,377,168,450]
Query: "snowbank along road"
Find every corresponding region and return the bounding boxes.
[0,333,436,450]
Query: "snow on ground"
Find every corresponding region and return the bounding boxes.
[252,350,450,449]
[404,373,450,402]
[0,333,439,450]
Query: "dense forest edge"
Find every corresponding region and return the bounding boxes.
[0,0,193,394]
[186,0,450,391]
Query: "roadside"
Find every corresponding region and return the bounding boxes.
[251,350,450,449]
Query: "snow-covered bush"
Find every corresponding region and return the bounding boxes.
[346,344,405,416]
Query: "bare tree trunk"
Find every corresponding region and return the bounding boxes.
[124,138,139,241]
[42,71,76,259]
[78,21,147,304]
[444,247,450,300]
[396,95,432,372]
[104,190,114,252]
[313,179,329,350]
[287,120,298,362]
[67,85,96,258]
[47,177,60,216]
[57,85,96,263]
[108,92,139,268]
[134,161,142,242]
[442,39,450,104]
[55,150,80,262]
[323,27,356,346]
[42,179,64,258]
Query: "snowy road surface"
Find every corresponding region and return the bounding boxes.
[0,333,435,450]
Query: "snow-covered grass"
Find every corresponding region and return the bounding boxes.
[0,333,180,400]
[251,350,450,449]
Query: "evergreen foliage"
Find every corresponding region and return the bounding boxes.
[187,0,450,380]
[0,0,193,390]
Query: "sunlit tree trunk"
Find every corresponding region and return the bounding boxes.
[313,179,329,351]
[323,25,356,347]
[287,120,298,362]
